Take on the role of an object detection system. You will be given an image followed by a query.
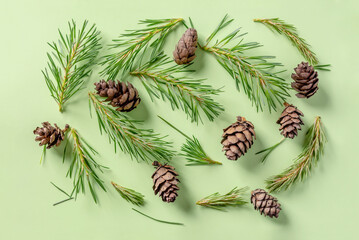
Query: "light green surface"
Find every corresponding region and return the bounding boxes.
[1,0,358,239]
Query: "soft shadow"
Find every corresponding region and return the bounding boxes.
[302,85,331,109]
[127,97,150,121]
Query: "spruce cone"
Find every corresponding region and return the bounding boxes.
[277,102,304,139]
[33,122,69,149]
[291,62,319,98]
[173,28,197,65]
[94,80,141,112]
[221,116,256,160]
[151,161,179,203]
[251,189,281,218]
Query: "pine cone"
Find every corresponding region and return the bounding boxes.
[291,62,319,98]
[221,116,256,160]
[173,28,197,65]
[94,80,141,112]
[151,161,179,203]
[251,189,281,218]
[277,102,304,139]
[33,122,69,149]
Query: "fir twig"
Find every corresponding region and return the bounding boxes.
[88,92,175,163]
[256,137,286,163]
[254,18,318,65]
[64,127,107,203]
[101,18,183,79]
[196,187,248,210]
[42,20,101,112]
[132,208,184,225]
[201,15,290,112]
[158,116,221,166]
[266,116,326,192]
[131,53,224,123]
[111,181,145,206]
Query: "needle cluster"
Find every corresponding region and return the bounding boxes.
[111,181,145,206]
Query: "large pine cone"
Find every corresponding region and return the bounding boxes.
[291,62,319,98]
[151,161,179,203]
[277,102,304,139]
[33,122,69,149]
[94,80,141,112]
[221,116,256,160]
[251,189,281,218]
[173,28,197,65]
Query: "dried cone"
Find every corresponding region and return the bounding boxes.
[33,122,69,149]
[94,80,141,112]
[151,161,179,203]
[291,62,319,98]
[277,102,304,139]
[221,116,256,160]
[251,189,281,218]
[173,28,198,65]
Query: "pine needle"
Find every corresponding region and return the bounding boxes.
[201,15,290,113]
[111,181,145,206]
[266,116,326,192]
[88,92,175,163]
[42,20,101,112]
[158,116,221,166]
[196,187,249,210]
[132,208,184,225]
[256,137,286,163]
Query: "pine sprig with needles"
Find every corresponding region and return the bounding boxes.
[196,187,249,210]
[101,18,184,79]
[130,53,224,123]
[88,92,175,163]
[158,116,221,166]
[254,18,318,65]
[111,181,145,206]
[266,116,326,192]
[200,15,290,112]
[42,20,101,112]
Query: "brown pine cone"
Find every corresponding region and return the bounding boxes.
[221,116,256,160]
[291,62,319,98]
[277,102,304,139]
[151,161,179,203]
[33,122,69,149]
[94,80,119,101]
[173,28,197,65]
[251,189,281,218]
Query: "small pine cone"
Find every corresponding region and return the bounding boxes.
[221,116,256,160]
[94,80,119,101]
[109,82,141,112]
[33,122,69,149]
[251,189,281,218]
[277,102,304,139]
[291,62,319,98]
[151,161,179,203]
[173,28,197,65]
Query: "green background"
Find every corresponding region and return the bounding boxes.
[1,0,358,239]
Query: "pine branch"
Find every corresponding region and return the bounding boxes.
[254,18,318,65]
[132,208,184,225]
[101,18,183,79]
[130,53,224,123]
[256,137,286,163]
[196,187,248,210]
[200,15,290,113]
[64,127,107,203]
[88,92,175,163]
[266,116,326,192]
[111,181,144,206]
[42,20,101,112]
[158,116,222,166]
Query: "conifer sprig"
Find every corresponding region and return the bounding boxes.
[196,187,248,210]
[266,116,326,192]
[64,127,107,203]
[111,181,145,206]
[42,20,101,112]
[201,15,290,112]
[88,92,175,163]
[101,18,184,79]
[130,53,224,123]
[158,116,222,166]
[254,18,318,65]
